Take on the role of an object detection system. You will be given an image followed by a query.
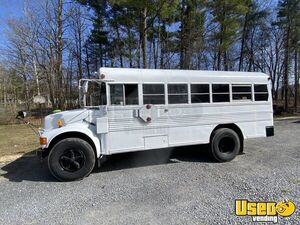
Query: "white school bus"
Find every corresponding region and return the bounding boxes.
[37,68,274,181]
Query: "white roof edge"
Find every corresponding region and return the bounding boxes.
[99,67,268,76]
[98,67,269,83]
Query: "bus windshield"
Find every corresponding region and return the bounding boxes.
[80,80,107,107]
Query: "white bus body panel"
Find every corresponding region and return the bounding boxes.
[102,104,273,154]
[96,68,273,155]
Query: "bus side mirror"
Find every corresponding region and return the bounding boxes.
[16,111,27,119]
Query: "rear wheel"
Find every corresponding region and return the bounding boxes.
[48,138,95,181]
[209,128,240,162]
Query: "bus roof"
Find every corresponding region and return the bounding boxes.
[99,67,269,83]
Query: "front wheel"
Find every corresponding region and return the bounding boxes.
[48,138,95,181]
[209,128,241,162]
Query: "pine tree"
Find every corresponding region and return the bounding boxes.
[276,0,300,111]
[179,0,205,69]
[77,0,109,68]
[208,0,248,71]
[238,0,268,71]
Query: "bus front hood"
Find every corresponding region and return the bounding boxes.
[43,109,90,131]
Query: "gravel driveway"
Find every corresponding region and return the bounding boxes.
[0,119,299,225]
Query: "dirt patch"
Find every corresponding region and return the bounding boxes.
[0,124,39,157]
[0,154,24,163]
[0,152,36,163]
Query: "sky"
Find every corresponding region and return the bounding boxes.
[0,0,24,48]
[0,0,279,50]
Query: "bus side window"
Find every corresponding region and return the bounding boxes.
[125,84,138,105]
[143,84,165,104]
[254,84,268,101]
[110,84,139,105]
[232,84,252,101]
[168,84,188,104]
[191,84,210,103]
[212,84,230,102]
[110,84,124,105]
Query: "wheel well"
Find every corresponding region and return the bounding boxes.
[211,123,244,153]
[43,132,97,158]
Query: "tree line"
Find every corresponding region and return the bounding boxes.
[0,0,299,112]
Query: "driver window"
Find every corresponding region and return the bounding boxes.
[86,82,107,106]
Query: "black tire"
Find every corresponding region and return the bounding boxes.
[209,128,240,162]
[48,138,95,181]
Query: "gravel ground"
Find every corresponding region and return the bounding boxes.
[0,119,299,225]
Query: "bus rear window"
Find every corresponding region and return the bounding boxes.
[254,84,268,101]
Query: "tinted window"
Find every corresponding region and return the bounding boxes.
[110,84,139,105]
[99,82,107,105]
[125,84,138,105]
[168,84,188,104]
[212,84,230,102]
[168,84,188,94]
[110,84,124,105]
[213,94,230,102]
[191,94,210,103]
[143,84,165,104]
[255,94,269,101]
[212,84,229,93]
[85,82,107,106]
[191,84,209,93]
[254,84,268,93]
[169,95,188,104]
[233,94,252,100]
[143,84,164,94]
[232,84,252,101]
[191,84,210,103]
[144,95,165,104]
[254,84,268,101]
[232,85,251,93]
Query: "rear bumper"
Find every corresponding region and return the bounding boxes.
[266,126,274,137]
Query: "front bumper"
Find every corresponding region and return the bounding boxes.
[36,148,48,159]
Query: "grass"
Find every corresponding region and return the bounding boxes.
[0,124,40,157]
